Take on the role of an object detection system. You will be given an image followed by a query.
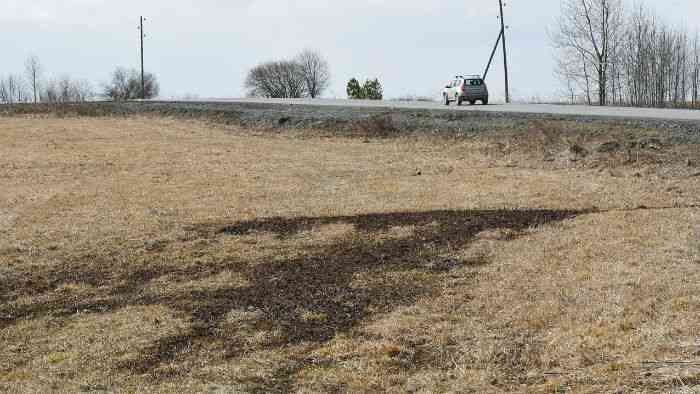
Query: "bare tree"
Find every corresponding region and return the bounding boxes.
[104,68,130,101]
[555,49,594,104]
[103,67,159,101]
[35,76,94,103]
[0,77,9,104]
[556,63,578,104]
[617,5,697,108]
[0,75,28,104]
[41,79,59,103]
[7,74,23,104]
[295,49,331,99]
[24,55,42,104]
[245,50,332,99]
[553,1,700,109]
[58,76,73,103]
[139,71,160,100]
[244,60,306,98]
[73,79,94,102]
[551,0,624,106]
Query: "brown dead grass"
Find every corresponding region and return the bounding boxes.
[1,116,699,393]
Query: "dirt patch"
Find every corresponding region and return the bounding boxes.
[4,209,581,382]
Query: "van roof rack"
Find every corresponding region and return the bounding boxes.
[455,74,482,79]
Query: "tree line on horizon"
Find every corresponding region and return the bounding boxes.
[551,0,700,108]
[0,56,94,105]
[244,48,386,101]
[6,3,700,108]
[0,55,160,105]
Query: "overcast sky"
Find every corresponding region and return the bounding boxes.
[1,0,698,101]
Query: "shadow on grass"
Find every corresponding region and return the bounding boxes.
[1,208,583,389]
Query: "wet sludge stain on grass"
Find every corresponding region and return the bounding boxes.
[2,209,583,390]
[120,209,582,382]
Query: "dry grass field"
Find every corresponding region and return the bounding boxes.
[1,114,699,393]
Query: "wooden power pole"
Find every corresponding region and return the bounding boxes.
[498,0,510,103]
[139,16,145,99]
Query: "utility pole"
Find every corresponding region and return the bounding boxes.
[498,0,510,103]
[139,16,145,100]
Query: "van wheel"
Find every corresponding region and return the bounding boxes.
[456,96,463,106]
[482,98,489,105]
[469,100,475,105]
[443,94,450,106]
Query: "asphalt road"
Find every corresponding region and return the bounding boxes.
[179,98,700,122]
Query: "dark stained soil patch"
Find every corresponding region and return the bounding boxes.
[1,209,583,390]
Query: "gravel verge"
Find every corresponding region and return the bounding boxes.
[2,101,700,145]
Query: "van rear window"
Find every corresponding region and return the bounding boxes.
[466,79,483,86]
